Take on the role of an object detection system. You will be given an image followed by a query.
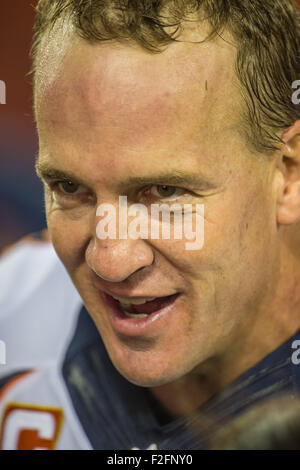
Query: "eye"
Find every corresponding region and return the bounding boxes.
[149,185,186,200]
[50,180,89,197]
[47,179,93,207]
[57,181,82,194]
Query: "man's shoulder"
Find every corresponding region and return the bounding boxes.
[0,365,91,449]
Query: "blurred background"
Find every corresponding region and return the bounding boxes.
[1,0,300,252]
[0,1,44,251]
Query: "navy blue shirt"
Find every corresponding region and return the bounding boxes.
[62,307,300,450]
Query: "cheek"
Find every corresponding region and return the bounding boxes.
[211,189,278,306]
[46,205,91,272]
[168,187,278,295]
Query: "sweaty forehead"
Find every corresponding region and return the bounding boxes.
[35,25,239,145]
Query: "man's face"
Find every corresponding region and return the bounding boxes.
[36,27,280,387]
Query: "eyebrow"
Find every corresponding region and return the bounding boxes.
[36,161,216,191]
[118,174,216,191]
[36,163,82,184]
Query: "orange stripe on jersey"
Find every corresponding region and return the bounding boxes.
[0,370,34,401]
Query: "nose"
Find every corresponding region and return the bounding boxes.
[85,237,154,282]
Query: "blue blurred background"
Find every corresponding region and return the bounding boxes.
[0,1,45,251]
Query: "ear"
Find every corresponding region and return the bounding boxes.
[276,121,300,225]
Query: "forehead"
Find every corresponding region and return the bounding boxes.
[35,24,243,181]
[36,23,239,127]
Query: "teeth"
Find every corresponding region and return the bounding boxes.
[123,311,149,319]
[111,295,156,305]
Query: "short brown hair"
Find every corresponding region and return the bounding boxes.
[31,0,300,154]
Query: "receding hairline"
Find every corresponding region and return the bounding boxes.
[31,0,300,155]
[35,19,255,167]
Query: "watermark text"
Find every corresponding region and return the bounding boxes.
[0,80,6,104]
[0,340,6,365]
[292,80,300,105]
[96,196,205,251]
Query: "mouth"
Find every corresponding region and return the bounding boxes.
[110,293,178,317]
[101,292,180,336]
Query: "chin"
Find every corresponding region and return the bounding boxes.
[118,369,176,388]
[109,351,184,388]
